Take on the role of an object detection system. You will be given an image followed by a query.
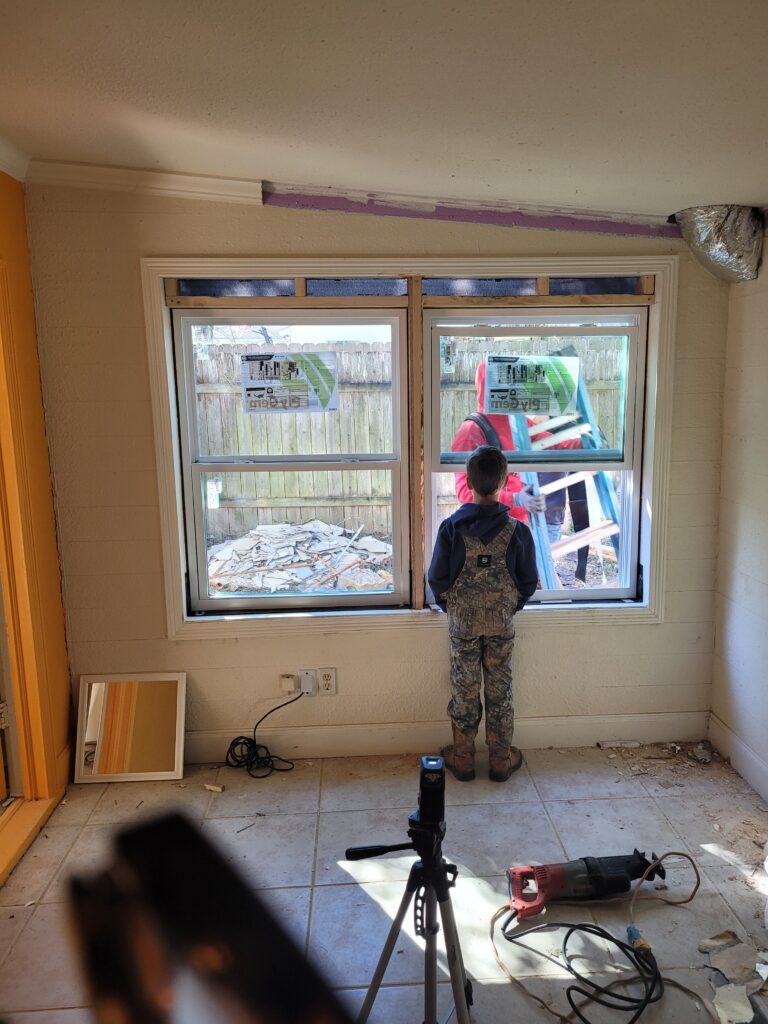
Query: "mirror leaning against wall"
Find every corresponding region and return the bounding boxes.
[74,674,186,783]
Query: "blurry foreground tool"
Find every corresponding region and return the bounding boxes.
[508,849,666,921]
[68,813,354,1024]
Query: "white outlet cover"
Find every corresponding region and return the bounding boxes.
[318,667,337,694]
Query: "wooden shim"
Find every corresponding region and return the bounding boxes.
[536,276,550,296]
[549,521,620,559]
[294,278,307,297]
[639,274,655,295]
[163,278,179,300]
[168,295,408,308]
[408,276,425,608]
[422,294,653,307]
[537,470,597,496]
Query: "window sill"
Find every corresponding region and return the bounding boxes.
[170,598,660,639]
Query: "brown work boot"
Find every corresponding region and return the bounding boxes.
[441,724,476,782]
[488,744,523,782]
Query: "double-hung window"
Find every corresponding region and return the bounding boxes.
[173,310,409,611]
[151,262,672,627]
[425,309,647,601]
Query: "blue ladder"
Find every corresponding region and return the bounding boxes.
[509,361,622,588]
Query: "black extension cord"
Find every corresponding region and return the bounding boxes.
[225,692,304,778]
[501,909,663,1024]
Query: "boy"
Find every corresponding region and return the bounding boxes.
[428,446,538,782]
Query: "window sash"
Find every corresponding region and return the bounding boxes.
[172,310,406,463]
[172,309,410,612]
[427,316,646,473]
[424,306,648,602]
[186,463,408,611]
[426,468,641,602]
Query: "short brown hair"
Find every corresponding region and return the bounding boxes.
[466,445,508,497]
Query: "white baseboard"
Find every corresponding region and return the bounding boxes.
[708,714,768,802]
[184,711,708,764]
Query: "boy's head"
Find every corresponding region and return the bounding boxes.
[466,445,508,499]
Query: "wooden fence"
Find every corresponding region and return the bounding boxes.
[194,337,622,544]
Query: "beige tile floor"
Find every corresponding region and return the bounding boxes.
[0,747,766,1023]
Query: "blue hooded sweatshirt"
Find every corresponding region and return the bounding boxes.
[428,502,538,613]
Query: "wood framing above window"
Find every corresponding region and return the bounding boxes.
[141,257,677,638]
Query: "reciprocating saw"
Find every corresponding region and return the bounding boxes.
[507,849,665,921]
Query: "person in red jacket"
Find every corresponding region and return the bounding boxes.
[451,360,582,525]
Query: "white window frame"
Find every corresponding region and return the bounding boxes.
[424,308,648,602]
[172,309,410,612]
[140,256,677,639]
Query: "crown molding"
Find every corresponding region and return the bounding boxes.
[25,161,263,204]
[0,138,29,182]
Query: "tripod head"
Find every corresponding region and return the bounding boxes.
[345,755,447,866]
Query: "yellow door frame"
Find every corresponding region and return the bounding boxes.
[0,173,72,884]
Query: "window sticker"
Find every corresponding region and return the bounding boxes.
[440,337,455,376]
[240,353,339,413]
[205,477,223,509]
[483,354,579,416]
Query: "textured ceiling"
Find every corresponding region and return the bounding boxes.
[1,0,767,216]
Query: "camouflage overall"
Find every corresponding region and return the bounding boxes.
[443,519,520,748]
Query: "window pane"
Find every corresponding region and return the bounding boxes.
[422,278,537,296]
[178,279,295,297]
[549,276,639,295]
[438,333,628,462]
[306,278,407,296]
[191,322,394,457]
[432,470,633,597]
[202,471,394,598]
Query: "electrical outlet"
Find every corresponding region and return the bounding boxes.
[298,669,317,696]
[279,673,298,693]
[318,667,337,695]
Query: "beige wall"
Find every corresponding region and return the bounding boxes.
[711,275,768,800]
[25,185,729,759]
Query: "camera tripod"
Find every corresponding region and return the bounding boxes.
[346,815,473,1024]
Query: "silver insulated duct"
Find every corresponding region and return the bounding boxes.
[674,205,763,282]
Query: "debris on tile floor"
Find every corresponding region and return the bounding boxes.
[713,982,755,1023]
[692,741,714,764]
[204,783,225,793]
[613,740,745,786]
[207,520,393,594]
[710,940,766,989]
[700,931,743,954]
[699,927,768,1024]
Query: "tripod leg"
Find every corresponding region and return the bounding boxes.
[357,884,415,1024]
[423,886,439,1024]
[437,895,472,1024]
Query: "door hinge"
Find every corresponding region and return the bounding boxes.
[0,701,9,730]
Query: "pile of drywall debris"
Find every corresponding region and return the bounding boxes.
[207,520,393,594]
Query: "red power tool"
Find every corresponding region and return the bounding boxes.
[507,849,665,921]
